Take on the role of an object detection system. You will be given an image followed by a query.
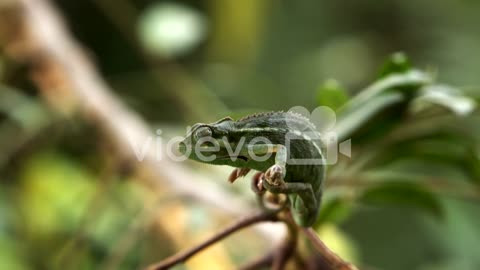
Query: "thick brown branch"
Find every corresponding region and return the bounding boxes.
[145,211,279,270]
[0,1,289,244]
[301,227,359,270]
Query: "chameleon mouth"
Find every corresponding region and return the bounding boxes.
[217,155,248,162]
[237,156,248,162]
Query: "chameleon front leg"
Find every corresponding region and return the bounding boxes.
[262,179,317,212]
[245,144,317,211]
[244,143,288,183]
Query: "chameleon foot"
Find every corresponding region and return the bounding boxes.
[264,164,286,186]
[251,172,265,194]
[228,168,251,183]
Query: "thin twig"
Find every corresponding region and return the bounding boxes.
[145,211,279,270]
[301,227,359,270]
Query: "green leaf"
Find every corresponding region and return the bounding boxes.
[411,84,477,116]
[317,79,349,111]
[345,69,432,111]
[363,132,480,186]
[465,148,480,185]
[360,182,444,218]
[334,91,404,141]
[333,70,432,140]
[314,197,353,228]
[378,52,411,78]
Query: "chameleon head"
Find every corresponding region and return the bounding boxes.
[178,117,249,167]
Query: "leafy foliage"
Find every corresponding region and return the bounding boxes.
[328,53,478,204]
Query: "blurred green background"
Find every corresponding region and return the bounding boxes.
[1,0,480,269]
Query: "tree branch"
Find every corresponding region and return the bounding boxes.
[270,210,299,270]
[301,227,359,270]
[0,1,288,242]
[145,211,279,270]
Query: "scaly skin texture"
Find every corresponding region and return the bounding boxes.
[179,112,326,227]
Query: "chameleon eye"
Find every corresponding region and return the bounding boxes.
[194,127,213,140]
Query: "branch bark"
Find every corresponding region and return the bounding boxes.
[0,0,266,220]
[302,227,359,270]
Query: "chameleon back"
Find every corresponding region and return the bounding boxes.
[231,112,326,226]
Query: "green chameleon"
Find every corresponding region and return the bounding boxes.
[178,70,433,227]
[179,112,325,227]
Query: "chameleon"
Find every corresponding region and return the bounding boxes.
[178,111,325,227]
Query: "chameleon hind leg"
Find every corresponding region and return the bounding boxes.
[262,179,317,216]
[251,171,290,212]
[242,143,287,184]
[244,144,317,214]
